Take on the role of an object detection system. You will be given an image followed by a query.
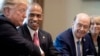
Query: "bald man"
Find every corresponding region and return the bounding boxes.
[54,13,95,56]
[18,3,61,56]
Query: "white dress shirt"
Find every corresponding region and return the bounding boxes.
[72,31,82,56]
[27,26,44,55]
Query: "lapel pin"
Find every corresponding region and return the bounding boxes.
[43,36,45,39]
[83,38,86,42]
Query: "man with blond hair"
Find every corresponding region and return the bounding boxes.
[0,0,41,56]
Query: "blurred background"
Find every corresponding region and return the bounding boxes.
[0,0,100,40]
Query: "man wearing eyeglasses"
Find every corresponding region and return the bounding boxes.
[18,3,61,56]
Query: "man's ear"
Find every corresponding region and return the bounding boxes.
[72,21,75,25]
[3,7,10,16]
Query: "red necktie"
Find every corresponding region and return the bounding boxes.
[33,32,45,56]
[33,32,40,46]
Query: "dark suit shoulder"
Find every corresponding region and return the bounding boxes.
[39,29,51,36]
[83,33,92,42]
[56,28,73,40]
[98,36,100,56]
[0,15,16,28]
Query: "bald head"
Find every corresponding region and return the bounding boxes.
[30,3,42,13]
[26,3,42,18]
[74,13,90,21]
[74,13,91,26]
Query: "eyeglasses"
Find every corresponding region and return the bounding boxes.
[29,13,42,18]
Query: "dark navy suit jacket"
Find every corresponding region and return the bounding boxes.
[54,28,95,56]
[87,33,99,56]
[98,36,100,56]
[0,15,41,56]
[18,24,61,56]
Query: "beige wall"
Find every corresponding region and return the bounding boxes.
[43,0,100,40]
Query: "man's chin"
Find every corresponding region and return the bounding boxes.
[80,35,85,38]
[77,34,84,38]
[16,22,22,26]
[32,26,38,30]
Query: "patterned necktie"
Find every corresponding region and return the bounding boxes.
[77,41,81,56]
[33,32,40,46]
[33,32,45,56]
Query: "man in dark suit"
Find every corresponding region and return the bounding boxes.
[18,3,61,56]
[0,0,41,56]
[54,13,95,56]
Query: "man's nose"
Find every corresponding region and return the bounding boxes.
[23,13,26,18]
[80,26,84,30]
[33,16,38,20]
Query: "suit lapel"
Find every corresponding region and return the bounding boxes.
[71,38,76,56]
[82,37,88,56]
[68,29,76,56]
[38,29,47,52]
[38,29,45,47]
[23,24,32,41]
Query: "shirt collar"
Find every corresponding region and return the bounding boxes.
[27,25,39,39]
[72,29,82,43]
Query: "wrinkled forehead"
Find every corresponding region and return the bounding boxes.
[75,13,90,23]
[2,0,30,9]
[9,0,28,4]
